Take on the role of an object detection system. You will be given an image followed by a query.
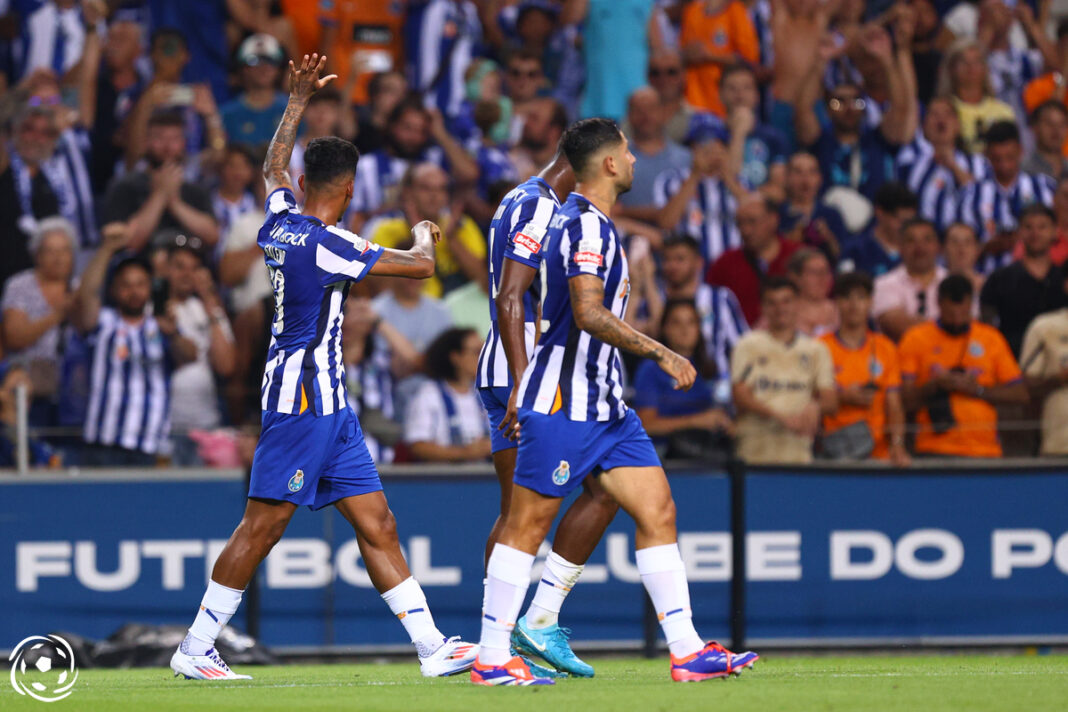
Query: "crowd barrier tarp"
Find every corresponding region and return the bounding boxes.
[1,466,1066,651]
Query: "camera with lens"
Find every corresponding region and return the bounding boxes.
[926,367,963,434]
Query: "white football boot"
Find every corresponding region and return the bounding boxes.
[418,636,480,677]
[171,645,252,680]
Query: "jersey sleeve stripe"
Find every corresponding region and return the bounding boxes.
[266,187,297,216]
[316,242,381,283]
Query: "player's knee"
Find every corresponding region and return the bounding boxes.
[639,496,676,539]
[364,507,399,547]
[243,514,289,551]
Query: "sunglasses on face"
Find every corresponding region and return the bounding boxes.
[649,66,681,78]
[829,97,867,112]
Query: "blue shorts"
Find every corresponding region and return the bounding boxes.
[479,386,517,454]
[513,407,661,498]
[249,408,382,510]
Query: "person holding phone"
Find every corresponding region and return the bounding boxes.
[819,272,909,466]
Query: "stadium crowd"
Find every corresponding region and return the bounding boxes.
[1,0,1068,469]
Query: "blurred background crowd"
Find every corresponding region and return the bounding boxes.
[2,0,1068,470]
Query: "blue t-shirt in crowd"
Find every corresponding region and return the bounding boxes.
[839,228,901,278]
[810,125,899,199]
[739,126,788,190]
[778,203,851,254]
[631,359,715,442]
[220,93,289,147]
[580,0,653,119]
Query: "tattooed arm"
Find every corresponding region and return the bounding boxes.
[264,53,338,195]
[369,220,441,279]
[569,273,697,391]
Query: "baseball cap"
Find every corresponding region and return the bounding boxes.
[684,113,729,146]
[237,33,284,67]
[518,0,560,18]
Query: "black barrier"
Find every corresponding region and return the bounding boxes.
[729,458,747,651]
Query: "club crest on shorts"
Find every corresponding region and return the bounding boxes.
[288,469,304,492]
[552,460,571,486]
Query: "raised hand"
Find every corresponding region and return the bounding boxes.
[288,53,338,100]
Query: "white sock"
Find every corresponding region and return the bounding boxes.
[480,544,535,665]
[526,550,584,630]
[382,577,444,657]
[636,543,703,658]
[183,580,243,655]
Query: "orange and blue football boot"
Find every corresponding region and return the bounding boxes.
[470,655,556,686]
[670,641,759,682]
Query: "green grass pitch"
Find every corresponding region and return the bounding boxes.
[3,655,1066,711]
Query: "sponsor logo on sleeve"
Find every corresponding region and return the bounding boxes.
[574,251,604,267]
[513,232,542,254]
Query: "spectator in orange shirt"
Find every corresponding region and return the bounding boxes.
[1020,19,1068,142]
[820,272,909,466]
[899,275,1029,458]
[679,0,759,117]
[318,0,406,105]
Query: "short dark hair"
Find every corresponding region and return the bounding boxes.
[166,242,203,264]
[506,47,543,68]
[662,233,702,256]
[1030,99,1068,125]
[873,182,919,213]
[109,254,152,287]
[546,99,569,133]
[561,117,624,178]
[832,270,874,298]
[425,327,477,382]
[786,247,825,277]
[150,27,187,53]
[388,95,427,126]
[938,274,974,303]
[224,142,257,166]
[760,275,799,300]
[303,137,360,188]
[1018,202,1056,224]
[308,87,343,108]
[985,121,1021,147]
[147,110,186,131]
[944,221,978,241]
[901,216,939,240]
[718,62,755,90]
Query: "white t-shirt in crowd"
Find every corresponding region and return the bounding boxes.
[404,379,488,447]
[171,296,231,431]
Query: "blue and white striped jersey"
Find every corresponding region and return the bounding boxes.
[406,0,480,118]
[259,188,383,416]
[896,135,989,228]
[517,193,630,422]
[476,176,559,389]
[653,167,740,264]
[83,307,171,455]
[351,147,446,216]
[694,283,749,378]
[956,171,1055,272]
